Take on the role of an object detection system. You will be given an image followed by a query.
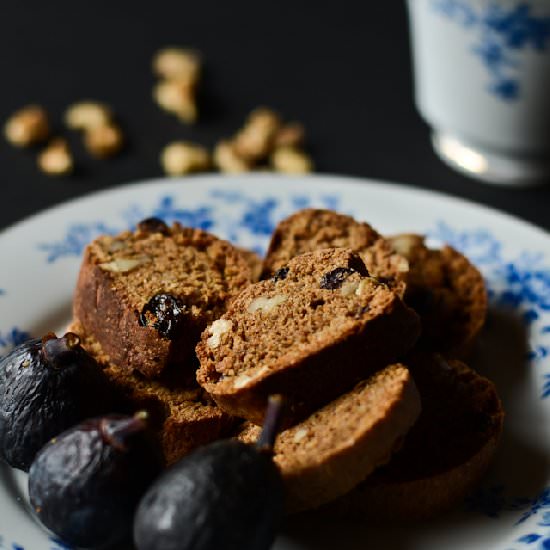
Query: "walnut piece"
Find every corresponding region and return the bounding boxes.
[207,319,233,349]
[233,108,281,161]
[214,141,251,173]
[37,138,73,176]
[153,80,197,123]
[65,102,112,131]
[4,105,50,147]
[247,294,288,313]
[161,141,210,176]
[84,124,124,158]
[153,48,201,85]
[271,146,313,174]
[98,256,150,273]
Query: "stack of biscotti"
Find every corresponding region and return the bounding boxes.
[70,218,252,464]
[261,209,488,356]
[194,245,423,511]
[216,208,498,518]
[69,207,502,520]
[321,353,504,520]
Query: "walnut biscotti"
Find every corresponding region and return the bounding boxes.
[196,248,421,424]
[73,219,251,378]
[237,364,421,513]
[260,209,409,295]
[389,234,487,354]
[70,321,234,466]
[323,353,504,520]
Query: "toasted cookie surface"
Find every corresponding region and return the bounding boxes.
[389,234,487,354]
[261,209,409,295]
[323,353,504,520]
[69,321,235,465]
[237,364,421,513]
[197,248,420,424]
[73,221,251,378]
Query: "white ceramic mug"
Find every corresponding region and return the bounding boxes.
[407,0,550,185]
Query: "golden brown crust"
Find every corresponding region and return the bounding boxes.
[237,364,421,513]
[328,434,500,520]
[196,248,420,425]
[261,209,409,296]
[388,234,488,355]
[73,223,251,378]
[321,353,504,520]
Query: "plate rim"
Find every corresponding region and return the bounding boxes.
[2,172,549,244]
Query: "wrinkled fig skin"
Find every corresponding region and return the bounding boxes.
[134,440,284,550]
[0,334,116,471]
[29,414,162,549]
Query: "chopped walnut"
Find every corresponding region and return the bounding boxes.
[153,80,197,123]
[98,256,150,273]
[213,141,252,173]
[271,147,313,173]
[4,105,50,147]
[84,124,124,158]
[233,108,281,161]
[206,319,233,349]
[161,141,210,176]
[153,48,201,85]
[247,294,288,313]
[64,102,112,131]
[37,138,73,176]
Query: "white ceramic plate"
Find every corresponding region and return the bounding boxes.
[0,174,549,550]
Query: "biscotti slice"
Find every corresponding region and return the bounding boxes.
[324,353,504,520]
[237,364,421,513]
[260,209,409,295]
[196,248,421,424]
[236,246,263,282]
[69,321,234,466]
[73,218,251,378]
[388,234,487,354]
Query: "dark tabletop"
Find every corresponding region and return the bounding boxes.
[0,1,548,234]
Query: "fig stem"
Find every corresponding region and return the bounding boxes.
[256,395,284,454]
[100,412,149,452]
[41,332,82,369]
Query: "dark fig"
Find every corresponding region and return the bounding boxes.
[134,396,285,550]
[29,412,162,549]
[0,332,117,471]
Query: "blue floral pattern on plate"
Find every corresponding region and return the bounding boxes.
[432,0,550,100]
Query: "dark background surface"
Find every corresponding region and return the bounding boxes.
[0,1,548,233]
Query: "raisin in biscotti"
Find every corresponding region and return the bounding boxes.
[237,364,421,513]
[196,248,421,425]
[73,219,251,379]
[69,321,234,466]
[260,209,409,295]
[323,353,504,520]
[388,234,487,354]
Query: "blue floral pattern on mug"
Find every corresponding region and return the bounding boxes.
[433,0,550,100]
